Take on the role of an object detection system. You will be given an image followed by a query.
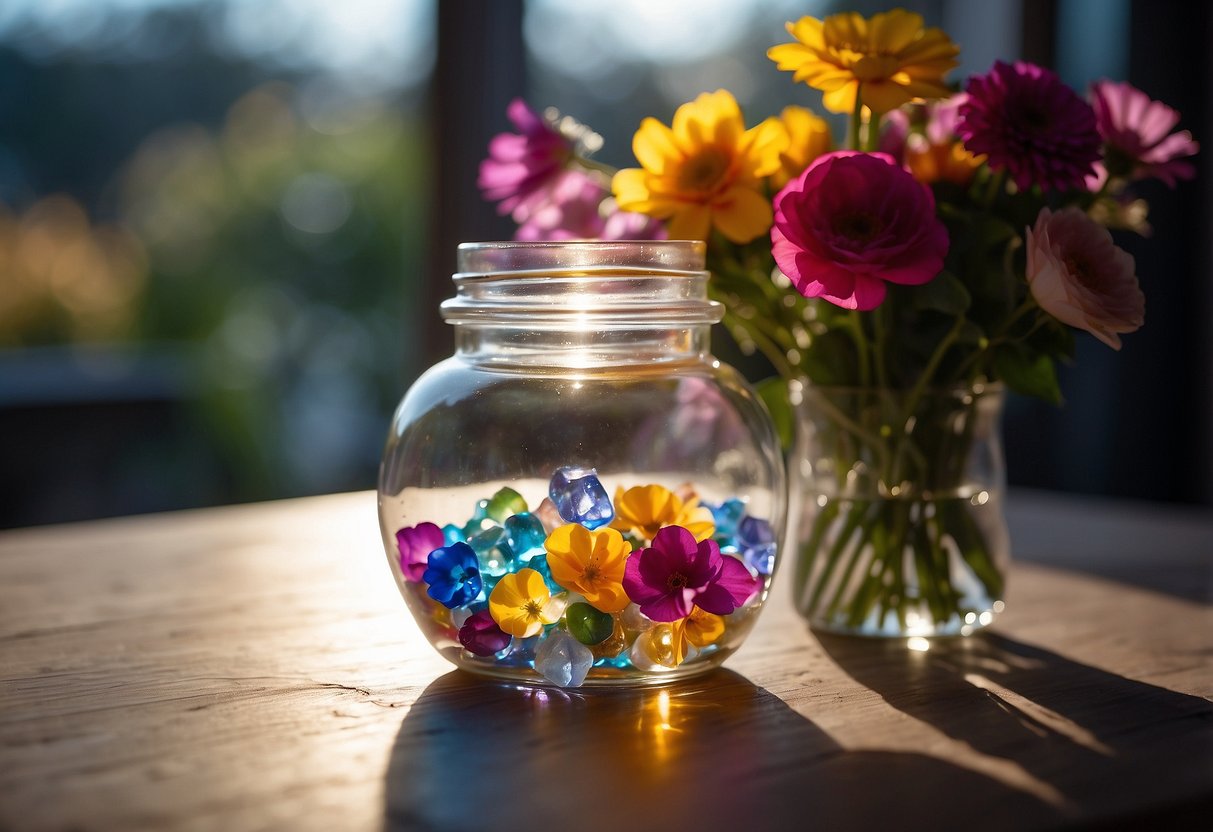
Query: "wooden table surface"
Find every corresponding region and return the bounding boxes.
[1,490,1210,832]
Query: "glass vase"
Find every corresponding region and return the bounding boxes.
[788,382,1009,637]
[378,241,785,686]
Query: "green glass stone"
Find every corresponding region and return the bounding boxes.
[566,602,615,645]
[486,487,528,522]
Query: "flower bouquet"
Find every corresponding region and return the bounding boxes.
[476,8,1197,636]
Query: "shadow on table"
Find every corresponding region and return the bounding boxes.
[818,632,1213,827]
[384,669,1058,832]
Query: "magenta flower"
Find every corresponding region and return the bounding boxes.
[1026,207,1144,350]
[478,99,572,216]
[771,151,949,311]
[1089,80,1198,188]
[458,609,512,656]
[958,61,1101,193]
[623,525,757,622]
[395,522,445,582]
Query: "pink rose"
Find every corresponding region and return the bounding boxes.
[771,151,949,310]
[1026,207,1144,350]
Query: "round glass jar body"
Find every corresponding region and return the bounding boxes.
[378,241,785,686]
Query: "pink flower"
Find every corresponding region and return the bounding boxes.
[395,522,445,582]
[601,207,667,241]
[622,525,757,622]
[1089,80,1198,188]
[478,99,572,216]
[515,170,608,241]
[458,609,512,656]
[771,151,949,311]
[1026,207,1144,350]
[958,61,1101,193]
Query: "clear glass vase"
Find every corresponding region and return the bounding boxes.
[788,382,1009,637]
[378,241,785,686]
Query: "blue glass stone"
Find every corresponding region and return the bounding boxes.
[535,631,594,687]
[711,498,747,539]
[472,499,491,521]
[737,515,776,576]
[496,635,540,667]
[468,526,516,578]
[505,512,547,561]
[526,554,554,587]
[441,524,466,546]
[548,466,614,529]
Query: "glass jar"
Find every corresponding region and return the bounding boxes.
[378,241,785,686]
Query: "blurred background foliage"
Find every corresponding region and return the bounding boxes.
[0,0,432,525]
[0,0,1208,527]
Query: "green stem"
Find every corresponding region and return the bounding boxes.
[720,309,794,379]
[873,303,889,390]
[847,310,872,388]
[982,168,1007,208]
[847,89,864,151]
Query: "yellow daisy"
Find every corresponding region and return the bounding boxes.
[768,9,959,114]
[612,89,784,243]
[771,105,833,189]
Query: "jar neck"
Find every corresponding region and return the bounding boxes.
[442,241,721,370]
[454,323,713,369]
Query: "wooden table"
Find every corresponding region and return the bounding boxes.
[2,491,1210,831]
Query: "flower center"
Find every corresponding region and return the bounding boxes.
[1064,255,1100,289]
[582,564,601,583]
[677,148,730,194]
[666,572,689,591]
[524,600,544,618]
[836,211,882,244]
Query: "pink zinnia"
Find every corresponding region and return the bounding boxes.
[958,61,1101,193]
[478,99,572,216]
[1026,207,1144,350]
[1089,80,1198,188]
[771,151,949,311]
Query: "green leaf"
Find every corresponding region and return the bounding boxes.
[992,345,1063,404]
[755,376,795,451]
[912,271,971,315]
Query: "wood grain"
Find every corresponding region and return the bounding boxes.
[1,491,1210,831]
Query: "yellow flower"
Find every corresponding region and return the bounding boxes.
[771,105,833,189]
[610,484,715,543]
[640,608,725,669]
[680,606,726,648]
[612,89,784,244]
[904,136,985,186]
[488,568,562,638]
[544,524,632,613]
[768,9,959,114]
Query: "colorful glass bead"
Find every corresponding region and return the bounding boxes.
[535,631,594,687]
[505,512,547,560]
[548,466,614,529]
[566,602,615,645]
[468,526,515,578]
[737,515,776,575]
[486,486,528,522]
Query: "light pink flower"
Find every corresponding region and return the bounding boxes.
[1026,207,1144,350]
[1088,80,1198,188]
[771,151,949,310]
[514,170,608,241]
